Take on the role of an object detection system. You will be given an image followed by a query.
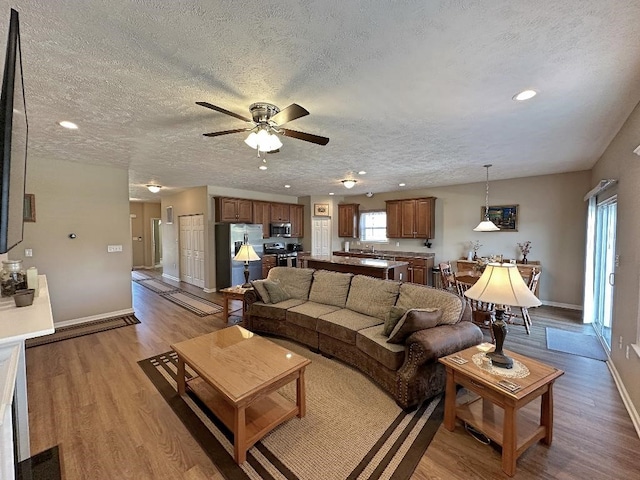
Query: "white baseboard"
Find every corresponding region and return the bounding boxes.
[541,300,583,310]
[54,308,135,328]
[607,360,640,439]
[162,273,180,282]
[203,287,216,293]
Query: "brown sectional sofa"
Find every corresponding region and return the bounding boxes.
[246,267,483,410]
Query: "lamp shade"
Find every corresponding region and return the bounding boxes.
[233,244,260,262]
[473,219,500,232]
[464,263,541,308]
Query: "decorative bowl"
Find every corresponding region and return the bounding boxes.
[14,288,35,307]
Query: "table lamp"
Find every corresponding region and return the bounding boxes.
[463,263,541,368]
[233,243,260,287]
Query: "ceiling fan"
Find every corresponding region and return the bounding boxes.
[196,101,329,153]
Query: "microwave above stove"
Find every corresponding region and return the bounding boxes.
[270,223,291,238]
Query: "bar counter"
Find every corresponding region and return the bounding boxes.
[301,255,409,281]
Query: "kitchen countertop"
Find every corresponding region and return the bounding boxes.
[305,255,409,268]
[333,250,435,259]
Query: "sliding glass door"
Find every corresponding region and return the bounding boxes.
[592,196,617,350]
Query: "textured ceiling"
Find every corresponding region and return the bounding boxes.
[5,1,640,201]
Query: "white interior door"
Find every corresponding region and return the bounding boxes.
[192,214,205,288]
[312,217,331,256]
[179,216,194,285]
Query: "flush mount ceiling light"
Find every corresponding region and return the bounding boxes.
[513,89,537,101]
[146,185,162,193]
[59,120,78,129]
[342,179,357,189]
[473,164,500,232]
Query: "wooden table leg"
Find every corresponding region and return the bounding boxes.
[541,383,554,445]
[502,404,517,477]
[297,368,306,417]
[176,356,186,396]
[234,406,247,464]
[223,294,230,323]
[443,367,456,431]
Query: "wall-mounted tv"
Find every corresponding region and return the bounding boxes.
[0,8,28,254]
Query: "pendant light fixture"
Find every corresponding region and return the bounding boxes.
[473,164,500,232]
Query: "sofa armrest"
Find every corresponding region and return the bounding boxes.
[405,322,483,366]
[245,289,259,306]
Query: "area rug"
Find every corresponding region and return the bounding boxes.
[26,314,140,348]
[138,339,443,480]
[159,291,223,316]
[545,327,608,361]
[131,270,153,281]
[134,278,181,294]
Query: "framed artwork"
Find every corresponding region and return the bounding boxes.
[314,203,329,216]
[23,194,35,222]
[481,204,518,231]
[166,206,174,224]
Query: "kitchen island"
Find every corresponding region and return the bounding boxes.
[301,255,409,281]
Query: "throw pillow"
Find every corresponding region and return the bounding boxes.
[387,308,443,344]
[383,306,407,337]
[251,279,272,304]
[264,279,291,304]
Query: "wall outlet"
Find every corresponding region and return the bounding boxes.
[107,245,123,253]
[395,242,400,247]
[24,248,32,257]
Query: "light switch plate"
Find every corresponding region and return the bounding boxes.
[107,245,123,253]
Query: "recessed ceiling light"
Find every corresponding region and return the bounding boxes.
[513,89,537,101]
[329,192,335,196]
[284,184,291,188]
[399,183,406,187]
[259,165,267,170]
[59,121,78,129]
[358,171,367,175]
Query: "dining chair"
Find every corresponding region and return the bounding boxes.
[505,268,541,335]
[439,261,455,290]
[454,272,495,342]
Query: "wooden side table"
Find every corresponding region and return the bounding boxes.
[219,286,253,326]
[439,346,564,477]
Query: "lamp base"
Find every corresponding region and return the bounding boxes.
[486,351,513,369]
[242,264,251,288]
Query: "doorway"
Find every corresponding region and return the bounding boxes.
[179,214,205,288]
[151,218,162,267]
[592,196,617,350]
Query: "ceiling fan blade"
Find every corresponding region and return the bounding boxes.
[196,102,252,123]
[202,128,248,137]
[270,104,309,125]
[280,128,329,146]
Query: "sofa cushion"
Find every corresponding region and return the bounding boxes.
[264,280,291,303]
[387,308,442,344]
[250,299,306,321]
[308,270,353,308]
[317,308,383,345]
[287,301,342,330]
[395,283,464,325]
[251,279,272,304]
[357,325,406,371]
[345,275,400,320]
[268,267,315,300]
[383,306,407,337]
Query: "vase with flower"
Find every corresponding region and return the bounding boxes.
[470,240,482,261]
[517,241,531,264]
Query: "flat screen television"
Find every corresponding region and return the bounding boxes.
[0,8,28,254]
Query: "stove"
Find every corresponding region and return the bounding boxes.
[264,242,298,267]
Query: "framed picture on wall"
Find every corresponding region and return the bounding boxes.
[481,204,518,231]
[23,194,35,222]
[166,206,174,224]
[314,203,329,216]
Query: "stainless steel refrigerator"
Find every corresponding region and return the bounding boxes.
[215,223,264,289]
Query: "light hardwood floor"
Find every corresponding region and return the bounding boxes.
[25,272,640,479]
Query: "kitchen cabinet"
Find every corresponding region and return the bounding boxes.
[385,197,435,239]
[394,256,433,286]
[252,201,271,238]
[290,204,304,238]
[270,203,290,223]
[338,204,360,238]
[216,197,253,223]
[262,255,276,279]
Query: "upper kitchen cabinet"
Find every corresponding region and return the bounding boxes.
[252,201,271,238]
[338,203,360,238]
[290,204,304,238]
[216,197,253,223]
[385,197,435,239]
[270,203,291,223]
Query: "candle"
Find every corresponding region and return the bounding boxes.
[27,266,38,297]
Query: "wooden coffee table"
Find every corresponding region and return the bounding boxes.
[171,326,311,464]
[439,346,564,476]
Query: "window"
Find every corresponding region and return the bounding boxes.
[359,211,387,242]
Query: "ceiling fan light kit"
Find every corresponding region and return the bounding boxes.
[473,164,500,232]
